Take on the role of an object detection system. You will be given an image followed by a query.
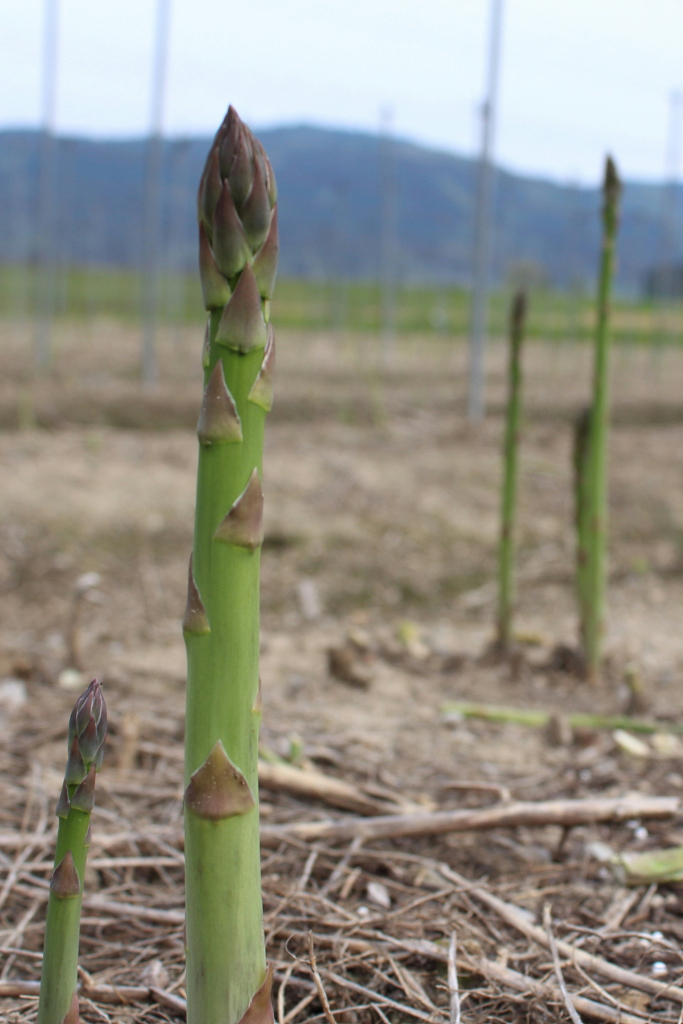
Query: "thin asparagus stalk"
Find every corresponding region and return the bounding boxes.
[496,290,526,651]
[441,699,670,734]
[583,157,621,683]
[38,679,107,1024]
[184,106,278,1024]
[573,403,591,655]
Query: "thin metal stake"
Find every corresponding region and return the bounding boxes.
[467,0,504,421]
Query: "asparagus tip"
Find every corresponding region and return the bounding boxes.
[199,221,232,311]
[70,765,97,814]
[253,204,279,301]
[603,155,621,209]
[214,263,268,353]
[212,179,251,280]
[511,290,527,333]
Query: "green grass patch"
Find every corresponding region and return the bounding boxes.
[1,263,682,345]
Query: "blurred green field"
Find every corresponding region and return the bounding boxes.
[1,263,682,345]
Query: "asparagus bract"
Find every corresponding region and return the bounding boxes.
[583,157,621,683]
[184,106,277,1024]
[496,290,526,651]
[38,679,107,1024]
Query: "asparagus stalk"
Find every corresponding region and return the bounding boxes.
[38,679,107,1024]
[440,699,674,734]
[573,403,591,655]
[583,157,621,683]
[184,107,278,1024]
[496,290,526,651]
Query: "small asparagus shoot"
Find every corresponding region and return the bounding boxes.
[583,157,621,683]
[496,290,527,651]
[184,107,278,1024]
[38,679,107,1024]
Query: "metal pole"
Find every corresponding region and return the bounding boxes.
[467,0,504,421]
[34,0,60,370]
[662,90,682,299]
[141,0,172,387]
[379,105,398,365]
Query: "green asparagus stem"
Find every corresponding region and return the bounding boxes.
[440,699,677,734]
[583,157,621,683]
[573,404,591,655]
[184,106,277,1024]
[496,290,526,651]
[38,679,107,1024]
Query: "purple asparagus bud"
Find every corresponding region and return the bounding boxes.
[64,735,87,786]
[197,106,278,310]
[67,679,107,772]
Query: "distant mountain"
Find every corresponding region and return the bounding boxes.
[0,125,681,293]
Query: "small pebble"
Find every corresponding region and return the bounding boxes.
[651,961,667,978]
[141,959,170,989]
[0,679,27,714]
[58,668,86,691]
[76,571,102,592]
[367,880,391,910]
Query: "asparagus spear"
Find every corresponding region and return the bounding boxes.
[573,403,591,656]
[184,106,278,1024]
[496,290,526,651]
[38,679,107,1024]
[583,157,621,683]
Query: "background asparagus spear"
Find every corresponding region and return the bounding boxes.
[583,157,621,683]
[573,403,591,659]
[38,679,107,1024]
[184,106,278,1024]
[496,290,526,652]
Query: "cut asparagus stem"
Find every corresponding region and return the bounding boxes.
[184,106,278,1024]
[583,157,621,683]
[496,290,526,651]
[441,699,676,733]
[38,679,107,1024]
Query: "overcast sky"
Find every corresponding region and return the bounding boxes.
[2,0,681,185]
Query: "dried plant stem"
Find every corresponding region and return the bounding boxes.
[440,864,683,1005]
[307,934,336,1024]
[261,793,678,845]
[447,933,460,1024]
[544,903,584,1024]
[463,953,649,1024]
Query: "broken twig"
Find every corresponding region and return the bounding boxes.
[261,793,678,845]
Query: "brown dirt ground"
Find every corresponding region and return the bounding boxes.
[3,320,683,1021]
